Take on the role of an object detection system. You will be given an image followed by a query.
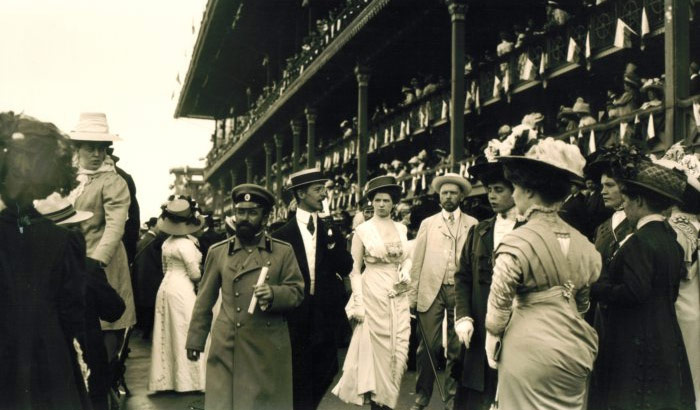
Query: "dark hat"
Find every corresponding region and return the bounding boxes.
[624,73,641,87]
[364,175,401,200]
[231,184,275,209]
[621,162,686,203]
[469,156,506,184]
[557,106,577,120]
[287,168,329,190]
[146,217,159,228]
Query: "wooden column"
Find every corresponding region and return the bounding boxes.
[274,134,284,199]
[305,107,317,168]
[291,119,303,172]
[264,142,273,190]
[245,158,254,183]
[664,0,690,147]
[355,64,371,189]
[218,178,226,216]
[448,1,467,171]
[229,168,238,190]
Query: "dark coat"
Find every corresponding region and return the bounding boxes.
[590,221,695,410]
[454,217,497,406]
[186,234,304,410]
[272,216,353,410]
[84,258,125,410]
[132,232,165,309]
[0,208,90,410]
[559,191,596,240]
[115,165,140,265]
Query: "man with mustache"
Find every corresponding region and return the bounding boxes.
[272,168,353,410]
[409,173,478,410]
[186,184,304,410]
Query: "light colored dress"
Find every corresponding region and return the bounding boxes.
[333,219,411,409]
[148,236,207,392]
[670,212,700,410]
[485,206,601,410]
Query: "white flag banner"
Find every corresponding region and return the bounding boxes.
[647,115,655,140]
[614,19,637,49]
[493,75,501,98]
[620,122,628,141]
[566,37,580,63]
[589,129,596,154]
[521,57,536,81]
[641,7,650,37]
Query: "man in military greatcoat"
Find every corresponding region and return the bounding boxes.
[272,168,353,410]
[186,184,304,410]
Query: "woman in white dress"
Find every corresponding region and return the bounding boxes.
[148,197,207,392]
[333,176,412,410]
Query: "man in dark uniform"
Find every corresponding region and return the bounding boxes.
[453,156,518,410]
[186,184,304,410]
[272,168,353,410]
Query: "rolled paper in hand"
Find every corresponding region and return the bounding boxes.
[248,266,269,314]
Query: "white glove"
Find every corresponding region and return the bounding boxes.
[349,273,365,324]
[485,331,501,369]
[455,318,474,348]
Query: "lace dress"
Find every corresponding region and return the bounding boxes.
[332,219,411,408]
[148,236,207,392]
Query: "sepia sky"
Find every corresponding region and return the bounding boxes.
[0,0,212,222]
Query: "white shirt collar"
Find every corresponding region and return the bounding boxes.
[295,207,316,224]
[497,206,518,222]
[441,208,459,221]
[611,210,626,230]
[636,213,665,230]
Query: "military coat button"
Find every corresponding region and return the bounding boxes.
[266,321,271,327]
[236,322,241,328]
[236,307,241,312]
[235,292,240,297]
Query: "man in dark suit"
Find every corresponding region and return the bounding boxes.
[272,168,353,410]
[109,150,140,265]
[454,158,518,410]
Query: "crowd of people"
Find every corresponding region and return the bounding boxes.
[1,106,699,410]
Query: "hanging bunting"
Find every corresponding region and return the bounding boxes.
[647,115,655,140]
[474,85,481,113]
[566,37,581,64]
[620,122,628,144]
[421,173,426,191]
[585,31,592,71]
[640,7,650,50]
[613,19,637,49]
[539,51,548,88]
[521,56,537,81]
[570,135,577,144]
[503,68,510,93]
[493,75,501,98]
[441,100,449,119]
[588,130,596,154]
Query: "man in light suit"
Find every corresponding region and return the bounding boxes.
[409,173,478,410]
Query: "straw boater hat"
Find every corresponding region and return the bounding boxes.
[34,192,93,225]
[156,197,204,236]
[364,175,402,200]
[69,112,121,142]
[498,137,586,182]
[431,172,472,195]
[286,168,329,191]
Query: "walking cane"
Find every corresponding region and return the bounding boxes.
[415,314,446,403]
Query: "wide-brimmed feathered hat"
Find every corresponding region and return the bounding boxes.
[156,196,204,236]
[498,137,586,182]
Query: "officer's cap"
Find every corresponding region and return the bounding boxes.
[231,184,275,210]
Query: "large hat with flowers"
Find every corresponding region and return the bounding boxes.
[572,97,591,115]
[621,161,686,203]
[654,142,700,210]
[156,196,204,236]
[69,113,121,142]
[640,78,664,95]
[584,145,650,182]
[498,137,586,182]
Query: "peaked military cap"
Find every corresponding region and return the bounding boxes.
[231,184,275,209]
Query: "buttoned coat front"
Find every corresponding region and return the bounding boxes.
[410,211,478,312]
[186,235,304,410]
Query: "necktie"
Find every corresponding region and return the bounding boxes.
[307,215,315,235]
[448,213,455,228]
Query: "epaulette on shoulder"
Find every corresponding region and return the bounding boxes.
[209,237,231,252]
[270,237,293,248]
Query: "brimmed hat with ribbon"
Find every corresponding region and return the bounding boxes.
[572,97,591,115]
[364,175,402,201]
[69,112,121,142]
[557,106,577,120]
[583,145,649,181]
[640,78,664,95]
[431,173,472,195]
[287,168,329,191]
[156,196,204,236]
[499,137,586,182]
[654,142,700,209]
[34,192,93,225]
[621,161,686,203]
